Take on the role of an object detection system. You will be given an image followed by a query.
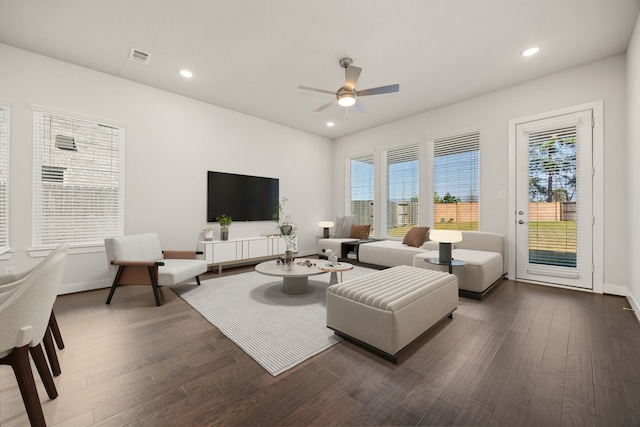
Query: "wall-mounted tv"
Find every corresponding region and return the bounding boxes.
[207,171,279,222]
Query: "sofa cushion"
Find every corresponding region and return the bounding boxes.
[350,224,371,240]
[158,259,208,287]
[413,249,503,293]
[335,215,356,238]
[358,240,427,267]
[402,226,430,247]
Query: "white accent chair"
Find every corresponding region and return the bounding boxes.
[0,251,67,427]
[104,233,208,306]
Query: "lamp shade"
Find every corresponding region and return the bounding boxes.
[429,229,463,243]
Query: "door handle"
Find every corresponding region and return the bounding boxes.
[518,219,529,224]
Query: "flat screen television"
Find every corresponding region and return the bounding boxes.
[207,171,279,222]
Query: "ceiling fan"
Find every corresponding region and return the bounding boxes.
[298,58,399,112]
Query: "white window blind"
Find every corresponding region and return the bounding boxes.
[527,125,578,268]
[349,154,374,235]
[33,110,125,247]
[0,105,9,247]
[433,131,479,231]
[385,144,419,237]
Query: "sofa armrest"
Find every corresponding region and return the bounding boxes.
[162,250,200,260]
[111,260,165,267]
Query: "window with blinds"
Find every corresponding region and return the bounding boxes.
[385,144,419,238]
[432,131,479,231]
[0,105,9,247]
[527,125,577,268]
[32,110,125,247]
[349,154,375,235]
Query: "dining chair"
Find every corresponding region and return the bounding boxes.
[0,252,67,427]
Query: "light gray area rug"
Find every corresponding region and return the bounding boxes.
[171,263,379,376]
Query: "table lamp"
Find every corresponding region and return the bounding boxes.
[429,230,463,264]
[319,221,334,238]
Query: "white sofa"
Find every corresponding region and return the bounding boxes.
[354,230,507,299]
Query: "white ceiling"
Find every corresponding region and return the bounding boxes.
[0,0,638,138]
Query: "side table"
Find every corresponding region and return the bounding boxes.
[424,258,467,274]
[341,239,382,261]
[317,262,354,285]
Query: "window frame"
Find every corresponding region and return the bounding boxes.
[0,100,10,250]
[31,105,125,250]
[428,130,481,232]
[346,152,375,236]
[382,142,420,239]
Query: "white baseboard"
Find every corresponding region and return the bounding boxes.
[59,280,109,295]
[603,282,628,296]
[627,291,640,325]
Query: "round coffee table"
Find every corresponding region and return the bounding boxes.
[317,261,354,285]
[255,259,327,294]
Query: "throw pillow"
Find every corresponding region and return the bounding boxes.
[349,224,371,240]
[402,226,430,247]
[334,215,356,238]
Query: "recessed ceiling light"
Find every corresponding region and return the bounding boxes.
[326,122,335,127]
[522,47,540,57]
[180,69,193,78]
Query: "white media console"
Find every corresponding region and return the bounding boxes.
[197,236,297,274]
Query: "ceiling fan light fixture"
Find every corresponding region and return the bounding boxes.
[337,92,356,107]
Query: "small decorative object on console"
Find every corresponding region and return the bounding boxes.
[216,215,232,241]
[203,227,215,241]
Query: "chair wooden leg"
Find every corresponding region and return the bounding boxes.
[29,344,58,400]
[42,328,61,377]
[0,345,47,427]
[147,266,162,306]
[196,275,201,286]
[49,312,64,350]
[106,266,124,304]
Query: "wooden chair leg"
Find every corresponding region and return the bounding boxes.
[147,266,162,306]
[106,266,124,304]
[42,328,61,377]
[49,312,64,350]
[0,345,47,427]
[29,344,58,400]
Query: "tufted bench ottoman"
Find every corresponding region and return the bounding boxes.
[326,265,458,363]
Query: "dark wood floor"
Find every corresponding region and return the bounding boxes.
[1,265,639,426]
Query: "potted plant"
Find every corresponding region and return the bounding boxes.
[203,226,215,241]
[273,197,297,252]
[216,215,232,241]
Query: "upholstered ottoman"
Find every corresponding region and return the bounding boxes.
[326,265,458,362]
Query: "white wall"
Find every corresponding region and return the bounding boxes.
[333,55,628,292]
[627,15,640,317]
[0,43,333,293]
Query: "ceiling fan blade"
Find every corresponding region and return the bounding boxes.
[357,84,399,97]
[314,100,335,112]
[344,65,362,91]
[298,85,335,96]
